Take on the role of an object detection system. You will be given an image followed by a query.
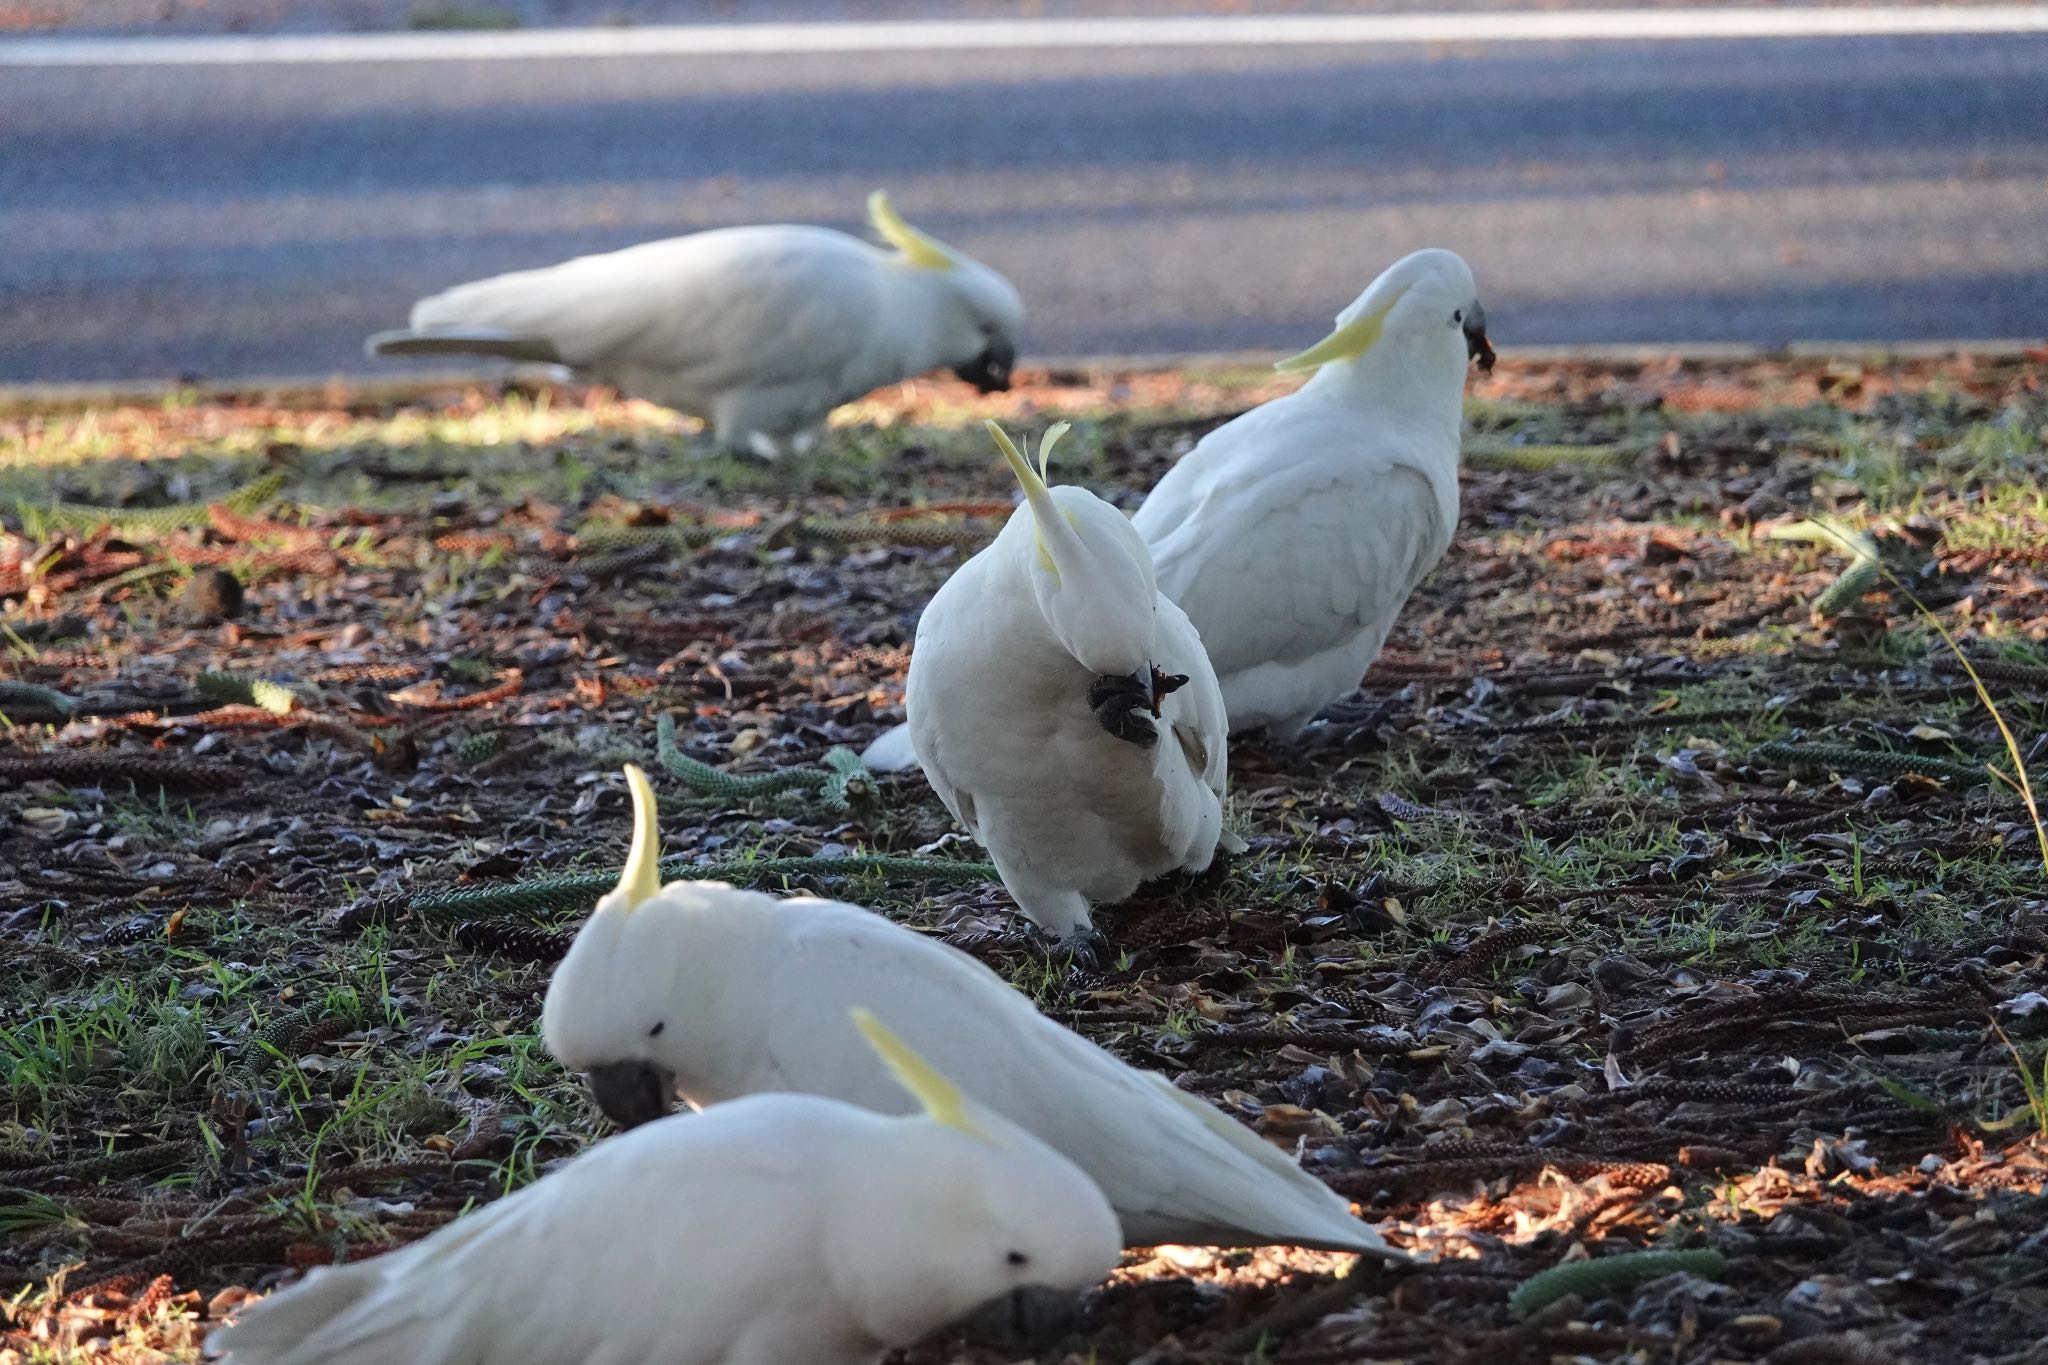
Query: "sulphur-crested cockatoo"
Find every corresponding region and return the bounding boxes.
[901,420,1232,947]
[366,192,1023,457]
[212,1008,1119,1365]
[540,767,1393,1257]
[1133,248,1493,740]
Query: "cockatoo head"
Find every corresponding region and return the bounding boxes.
[541,764,724,1129]
[823,1009,1123,1344]
[988,419,1157,677]
[868,190,1024,393]
[1276,247,1493,381]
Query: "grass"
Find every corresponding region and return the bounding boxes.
[2,355,2046,1361]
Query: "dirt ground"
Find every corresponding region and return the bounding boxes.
[2,351,2046,1364]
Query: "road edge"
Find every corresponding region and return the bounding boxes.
[0,340,2038,415]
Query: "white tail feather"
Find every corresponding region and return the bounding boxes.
[858,723,920,774]
[364,328,562,363]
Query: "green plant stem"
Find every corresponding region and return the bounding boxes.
[1754,740,2016,787]
[1464,442,1632,473]
[1766,519,1883,618]
[1509,1248,1725,1318]
[196,671,298,715]
[22,472,287,535]
[406,853,997,922]
[654,713,876,813]
[0,681,78,721]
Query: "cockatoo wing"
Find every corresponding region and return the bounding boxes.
[900,554,996,836]
[1136,398,1451,685]
[1154,592,1228,796]
[213,1108,829,1365]
[397,227,887,392]
[758,906,1389,1255]
[1147,591,1232,862]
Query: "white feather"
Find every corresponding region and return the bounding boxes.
[212,1090,1118,1365]
[857,721,921,774]
[543,885,1395,1257]
[367,211,1021,455]
[1134,248,1484,739]
[905,482,1229,937]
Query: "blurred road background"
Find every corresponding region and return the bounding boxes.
[3,10,2045,384]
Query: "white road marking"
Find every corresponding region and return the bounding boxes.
[3,6,2046,67]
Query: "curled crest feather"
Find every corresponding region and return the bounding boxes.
[614,764,664,910]
[851,1007,989,1142]
[867,190,955,270]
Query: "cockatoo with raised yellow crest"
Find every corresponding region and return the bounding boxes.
[211,1006,1118,1365]
[540,767,1395,1259]
[1133,248,1493,739]
[899,420,1233,949]
[366,191,1022,457]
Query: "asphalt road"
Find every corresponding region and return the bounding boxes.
[5,28,2046,385]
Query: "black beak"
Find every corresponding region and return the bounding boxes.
[1463,304,1495,373]
[953,338,1015,394]
[585,1060,676,1131]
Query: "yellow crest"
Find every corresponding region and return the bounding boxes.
[1275,298,1397,374]
[851,1007,987,1141]
[614,764,663,910]
[986,419,1064,580]
[867,190,954,270]
[1036,420,1071,482]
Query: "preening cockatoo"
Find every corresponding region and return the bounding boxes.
[901,420,1233,946]
[540,766,1394,1258]
[365,191,1023,457]
[1133,248,1493,739]
[211,1008,1119,1365]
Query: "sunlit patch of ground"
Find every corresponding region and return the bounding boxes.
[2,350,2044,1363]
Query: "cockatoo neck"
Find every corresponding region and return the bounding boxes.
[1300,332,1469,453]
[820,1122,998,1344]
[871,263,958,376]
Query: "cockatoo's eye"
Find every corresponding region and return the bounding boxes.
[647,1021,666,1038]
[1452,309,1463,324]
[1006,1250,1030,1267]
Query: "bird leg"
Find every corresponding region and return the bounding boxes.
[1088,665,1188,748]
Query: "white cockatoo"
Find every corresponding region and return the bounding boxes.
[211,1008,1119,1365]
[540,766,1393,1258]
[901,420,1233,947]
[366,191,1023,457]
[1132,248,1493,739]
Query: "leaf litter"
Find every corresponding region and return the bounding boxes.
[1,349,2045,1364]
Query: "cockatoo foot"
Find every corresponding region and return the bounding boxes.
[1088,671,1156,747]
[1040,925,1109,969]
[1089,665,1189,747]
